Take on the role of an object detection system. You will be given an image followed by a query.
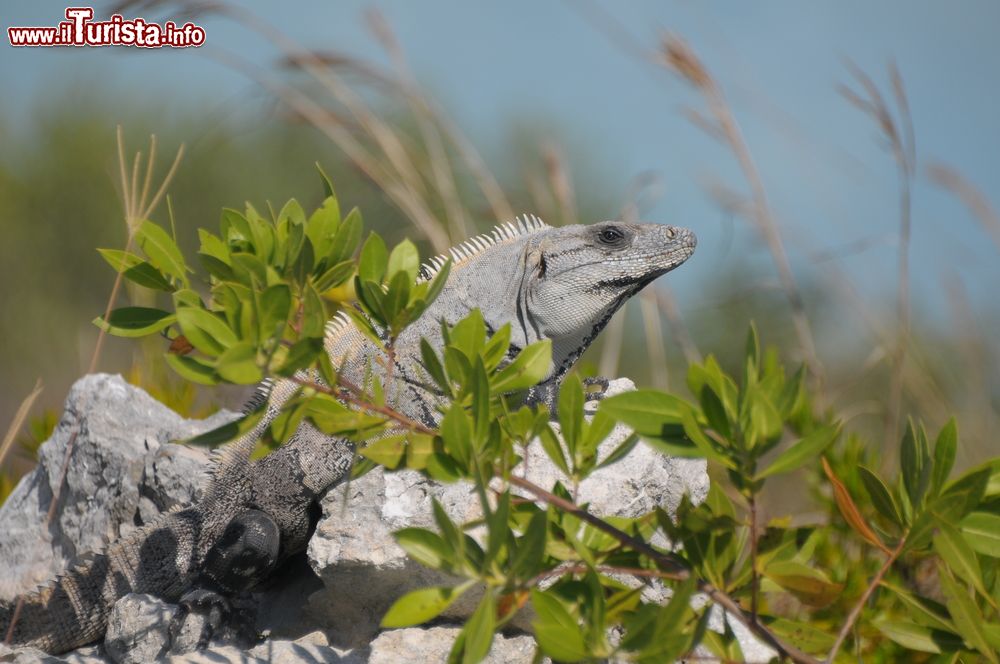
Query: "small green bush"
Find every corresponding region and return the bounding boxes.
[94,176,1000,663]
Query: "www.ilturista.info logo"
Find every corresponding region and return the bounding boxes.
[8,7,205,48]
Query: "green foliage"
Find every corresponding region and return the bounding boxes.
[94,183,1000,663]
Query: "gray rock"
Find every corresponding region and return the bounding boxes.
[2,374,758,663]
[305,378,710,647]
[0,374,236,602]
[367,627,538,664]
[103,594,177,664]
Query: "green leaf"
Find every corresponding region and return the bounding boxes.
[432,498,465,562]
[449,310,486,358]
[764,617,835,653]
[858,465,903,527]
[873,618,963,654]
[387,239,420,283]
[422,258,451,307]
[470,358,490,450]
[558,375,584,464]
[313,260,354,292]
[762,561,843,607]
[491,340,552,393]
[598,389,687,438]
[440,405,472,470]
[755,425,839,480]
[381,582,474,628]
[531,590,588,662]
[745,322,760,373]
[316,161,337,199]
[458,593,495,664]
[932,418,958,496]
[420,339,450,395]
[901,419,932,508]
[358,232,388,284]
[122,261,175,292]
[881,580,956,632]
[165,353,217,385]
[511,509,548,581]
[97,247,143,272]
[596,433,640,469]
[360,434,406,469]
[485,491,511,563]
[93,307,175,338]
[481,324,511,371]
[176,306,237,356]
[214,342,262,384]
[699,386,731,441]
[739,387,782,449]
[383,271,412,333]
[136,220,188,285]
[184,408,265,448]
[934,516,988,599]
[960,512,1000,558]
[275,337,323,376]
[538,426,570,476]
[939,565,997,662]
[259,284,292,341]
[394,527,453,570]
[300,283,327,339]
[329,208,363,265]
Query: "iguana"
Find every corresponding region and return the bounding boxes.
[1,215,696,655]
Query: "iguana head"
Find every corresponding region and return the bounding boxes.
[413,216,696,386]
[523,221,696,340]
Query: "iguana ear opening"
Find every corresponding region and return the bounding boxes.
[524,244,547,280]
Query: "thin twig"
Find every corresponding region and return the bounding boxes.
[289,376,435,435]
[749,495,760,623]
[825,533,907,663]
[507,475,821,664]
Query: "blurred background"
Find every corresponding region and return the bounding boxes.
[1,1,998,494]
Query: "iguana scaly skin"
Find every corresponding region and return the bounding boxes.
[1,215,695,654]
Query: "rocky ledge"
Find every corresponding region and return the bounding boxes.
[0,374,772,663]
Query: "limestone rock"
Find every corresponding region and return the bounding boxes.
[0,374,236,601]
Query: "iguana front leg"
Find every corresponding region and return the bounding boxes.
[169,509,280,650]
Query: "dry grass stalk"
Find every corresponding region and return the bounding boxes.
[597,308,626,378]
[365,8,468,241]
[639,289,670,389]
[91,128,185,373]
[542,141,578,226]
[657,34,823,386]
[942,274,994,460]
[839,61,915,451]
[0,380,43,475]
[6,129,183,645]
[153,0,517,250]
[927,162,1000,252]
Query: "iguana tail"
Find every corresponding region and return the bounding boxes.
[1,551,119,653]
[1,507,202,654]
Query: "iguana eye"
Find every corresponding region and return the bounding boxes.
[597,227,625,244]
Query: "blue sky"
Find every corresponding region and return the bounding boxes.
[3,0,999,318]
